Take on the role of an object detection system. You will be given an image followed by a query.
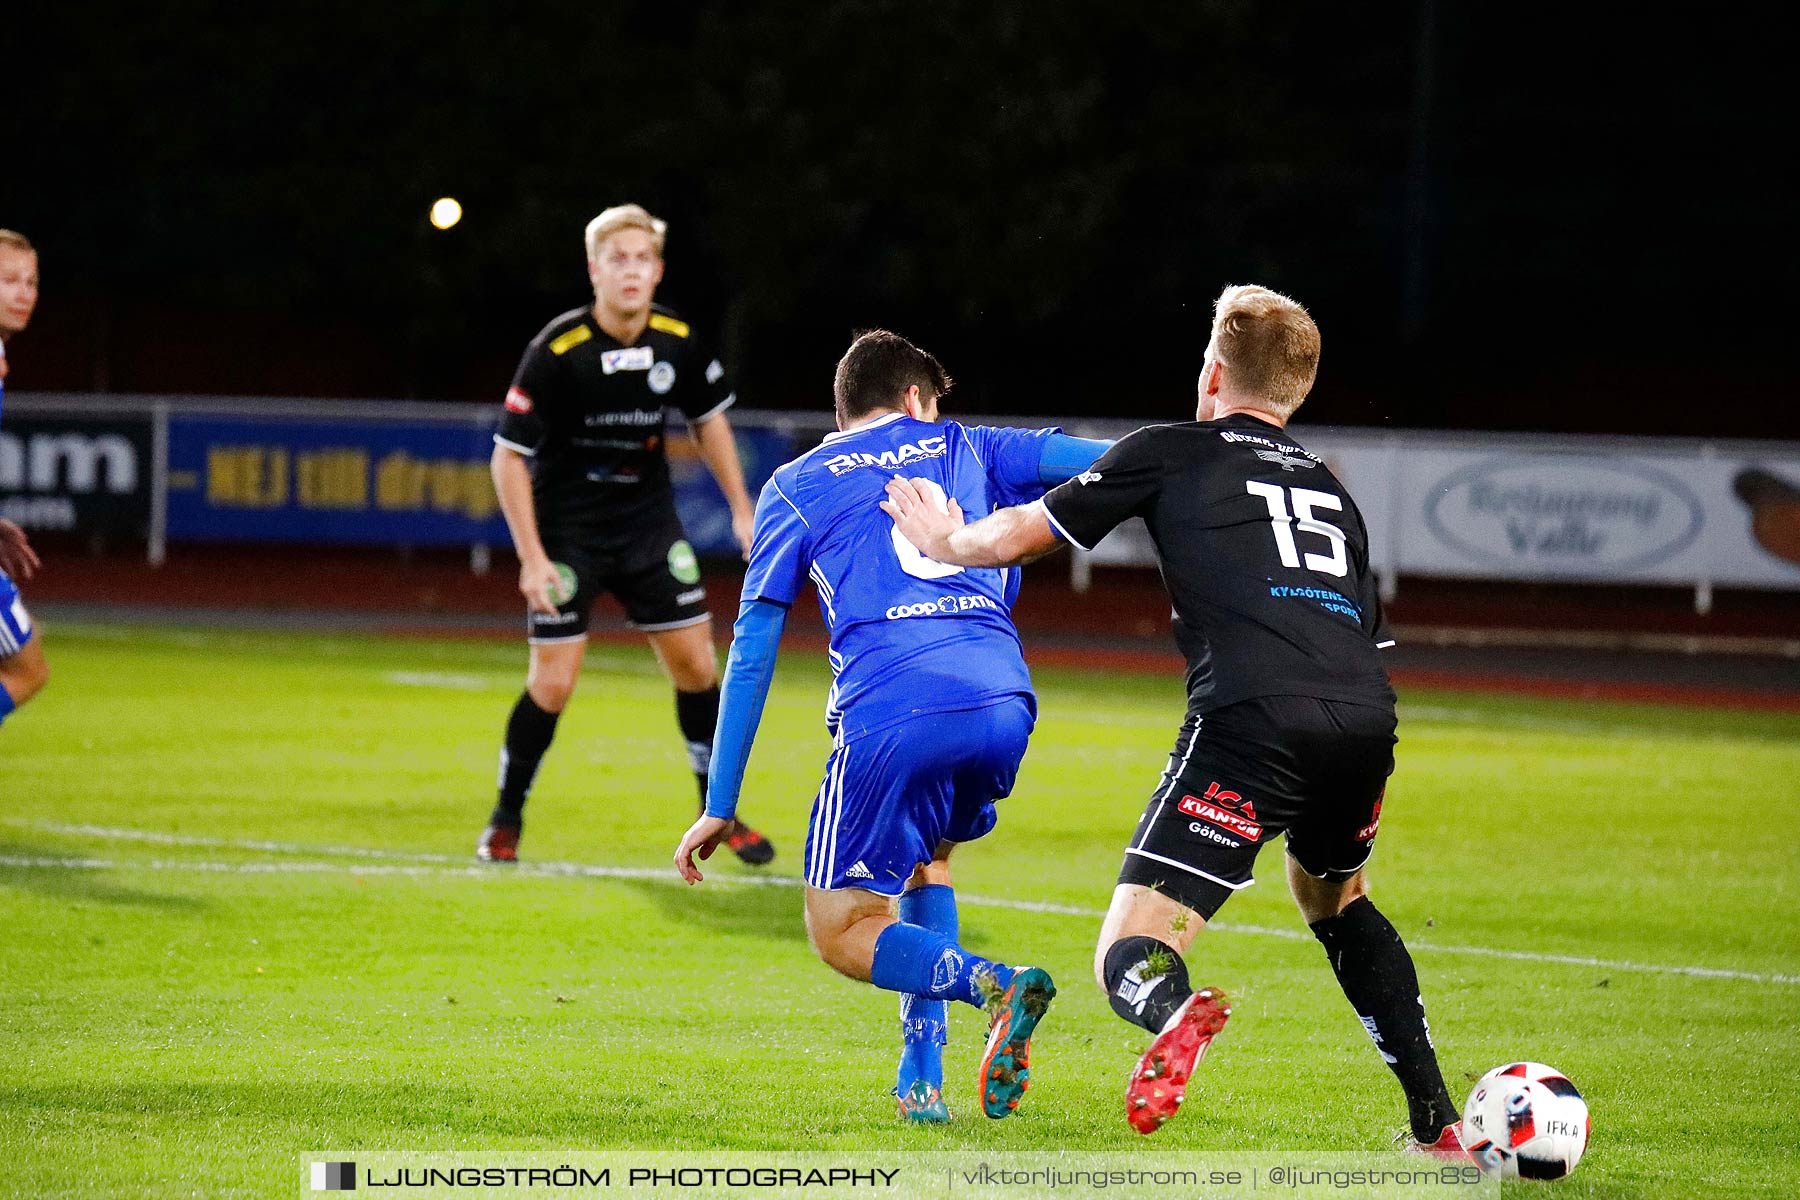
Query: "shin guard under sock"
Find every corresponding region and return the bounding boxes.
[870,921,1011,1009]
[493,691,560,825]
[675,686,721,810]
[1310,896,1459,1141]
[896,885,957,1089]
[1103,935,1195,1034]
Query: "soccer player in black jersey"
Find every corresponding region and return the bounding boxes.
[480,204,774,867]
[884,285,1465,1153]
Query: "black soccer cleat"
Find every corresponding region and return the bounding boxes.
[477,823,520,863]
[727,821,775,866]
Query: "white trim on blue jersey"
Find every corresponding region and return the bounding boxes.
[818,412,905,442]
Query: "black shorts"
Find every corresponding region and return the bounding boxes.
[1117,695,1397,920]
[528,511,710,642]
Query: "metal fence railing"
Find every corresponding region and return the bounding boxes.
[5,393,1798,612]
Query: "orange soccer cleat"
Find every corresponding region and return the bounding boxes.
[977,967,1057,1119]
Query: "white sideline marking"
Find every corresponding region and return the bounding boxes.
[0,855,461,878]
[1402,704,1677,740]
[384,671,496,691]
[8,820,1798,986]
[16,821,471,863]
[1050,703,1776,743]
[0,852,799,887]
[1395,938,1800,984]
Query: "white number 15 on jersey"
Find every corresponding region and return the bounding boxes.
[1246,481,1349,577]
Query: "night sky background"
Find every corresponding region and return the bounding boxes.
[4,2,1792,437]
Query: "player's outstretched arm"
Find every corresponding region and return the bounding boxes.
[882,479,1062,569]
[1037,434,1112,488]
[675,597,788,883]
[692,413,756,559]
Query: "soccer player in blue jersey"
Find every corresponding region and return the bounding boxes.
[673,330,1109,1122]
[0,229,48,729]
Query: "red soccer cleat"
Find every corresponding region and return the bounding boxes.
[1405,1124,1474,1162]
[1124,987,1231,1134]
[476,824,519,863]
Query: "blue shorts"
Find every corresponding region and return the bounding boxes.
[0,570,32,658]
[804,696,1035,895]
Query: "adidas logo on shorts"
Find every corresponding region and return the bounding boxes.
[846,861,874,880]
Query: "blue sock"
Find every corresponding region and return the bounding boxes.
[896,885,958,1090]
[870,920,1013,1010]
[0,685,14,726]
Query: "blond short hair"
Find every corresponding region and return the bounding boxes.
[1207,284,1320,418]
[0,229,34,254]
[584,204,667,260]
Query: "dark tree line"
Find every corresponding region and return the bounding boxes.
[4,2,1789,436]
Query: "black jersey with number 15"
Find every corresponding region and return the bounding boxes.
[1042,415,1395,716]
[494,303,735,539]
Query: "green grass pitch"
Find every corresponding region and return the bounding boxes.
[2,623,1797,1197]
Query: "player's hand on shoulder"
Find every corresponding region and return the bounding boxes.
[674,814,732,884]
[881,477,963,559]
[0,519,39,581]
[518,555,562,614]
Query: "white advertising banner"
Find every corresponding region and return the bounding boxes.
[12,395,1800,592]
[1304,436,1800,589]
[1086,431,1800,591]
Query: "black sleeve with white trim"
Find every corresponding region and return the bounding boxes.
[1040,427,1165,550]
[495,337,558,454]
[674,332,736,425]
[1368,580,1395,649]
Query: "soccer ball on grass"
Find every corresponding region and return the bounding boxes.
[1461,1061,1589,1181]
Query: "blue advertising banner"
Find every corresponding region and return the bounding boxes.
[165,412,796,553]
[667,425,797,555]
[167,415,507,546]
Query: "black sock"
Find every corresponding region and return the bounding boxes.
[1103,936,1195,1034]
[492,691,560,826]
[674,686,721,811]
[1310,896,1459,1142]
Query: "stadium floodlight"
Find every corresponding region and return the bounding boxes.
[429,197,463,230]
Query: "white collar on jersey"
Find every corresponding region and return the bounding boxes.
[821,411,907,442]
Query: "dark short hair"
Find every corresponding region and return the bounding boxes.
[832,329,952,424]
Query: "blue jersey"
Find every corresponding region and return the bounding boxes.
[743,414,1059,743]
